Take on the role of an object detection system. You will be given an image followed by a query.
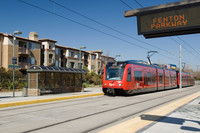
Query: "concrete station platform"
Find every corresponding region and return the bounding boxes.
[100,91,200,133]
[0,87,103,108]
[0,86,200,133]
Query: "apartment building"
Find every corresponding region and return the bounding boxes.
[0,32,41,74]
[0,32,115,74]
[54,45,89,69]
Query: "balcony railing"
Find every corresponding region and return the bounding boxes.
[18,62,30,69]
[18,47,30,55]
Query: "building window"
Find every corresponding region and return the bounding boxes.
[78,53,80,59]
[92,55,96,60]
[105,57,107,62]
[29,43,35,50]
[49,45,52,49]
[70,62,74,68]
[49,54,53,59]
[91,65,95,70]
[55,60,59,67]
[28,57,35,65]
[55,48,60,55]
[19,57,27,63]
[19,41,26,48]
[49,54,53,64]
[78,63,82,69]
[69,51,74,57]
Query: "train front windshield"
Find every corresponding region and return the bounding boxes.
[106,62,126,80]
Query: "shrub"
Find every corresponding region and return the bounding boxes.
[0,67,27,91]
[82,70,103,87]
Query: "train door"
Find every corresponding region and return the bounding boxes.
[133,69,143,90]
[126,67,132,90]
[144,73,148,89]
[157,68,164,90]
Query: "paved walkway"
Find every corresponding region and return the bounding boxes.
[0,87,103,104]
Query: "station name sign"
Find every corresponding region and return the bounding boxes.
[138,5,200,38]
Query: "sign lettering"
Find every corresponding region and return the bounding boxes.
[150,14,188,30]
[138,5,200,38]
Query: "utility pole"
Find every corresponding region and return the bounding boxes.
[179,44,182,89]
[12,31,22,97]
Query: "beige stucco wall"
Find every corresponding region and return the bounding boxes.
[1,36,41,70]
[31,48,41,66]
[0,35,3,66]
[2,37,15,70]
[67,58,84,68]
[42,41,56,66]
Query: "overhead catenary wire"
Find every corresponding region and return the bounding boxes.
[120,0,133,9]
[170,37,200,61]
[48,0,179,60]
[177,36,200,57]
[18,0,178,63]
[18,0,149,51]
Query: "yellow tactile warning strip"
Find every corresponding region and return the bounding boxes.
[0,93,104,108]
[99,91,200,133]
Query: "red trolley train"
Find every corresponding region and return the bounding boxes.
[102,60,194,95]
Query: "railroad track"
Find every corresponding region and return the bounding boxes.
[8,86,197,133]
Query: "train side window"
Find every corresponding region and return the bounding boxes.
[159,73,163,84]
[148,72,151,84]
[144,74,148,85]
[127,68,131,82]
[151,73,156,84]
[134,71,142,81]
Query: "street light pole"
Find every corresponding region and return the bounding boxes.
[79,46,86,69]
[115,54,120,61]
[179,44,182,89]
[12,31,22,97]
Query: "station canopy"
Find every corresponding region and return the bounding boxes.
[27,65,88,73]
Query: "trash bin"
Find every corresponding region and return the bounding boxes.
[22,87,28,97]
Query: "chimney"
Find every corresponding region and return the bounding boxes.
[29,32,39,41]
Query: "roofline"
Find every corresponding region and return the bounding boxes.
[39,39,57,43]
[27,65,87,74]
[101,55,115,59]
[1,33,42,44]
[89,50,103,53]
[124,0,200,17]
[55,44,90,53]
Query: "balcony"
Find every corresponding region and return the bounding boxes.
[18,62,30,70]
[18,47,30,55]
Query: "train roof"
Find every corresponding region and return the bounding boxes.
[114,60,177,71]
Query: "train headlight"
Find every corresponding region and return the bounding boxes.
[103,83,107,86]
[118,84,123,86]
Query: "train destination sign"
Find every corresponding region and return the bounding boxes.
[124,0,200,38]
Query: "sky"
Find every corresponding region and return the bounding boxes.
[1,0,200,71]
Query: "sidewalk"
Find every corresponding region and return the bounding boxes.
[0,87,103,107]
